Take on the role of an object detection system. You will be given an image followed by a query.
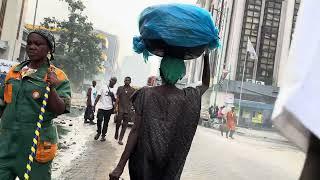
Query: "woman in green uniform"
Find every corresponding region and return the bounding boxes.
[0,29,71,180]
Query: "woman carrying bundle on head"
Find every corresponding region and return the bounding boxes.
[109,4,220,180]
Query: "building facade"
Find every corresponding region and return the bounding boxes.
[222,0,301,127]
[95,30,120,83]
[187,0,302,127]
[77,30,120,87]
[225,0,301,87]
[0,0,28,61]
[103,32,120,81]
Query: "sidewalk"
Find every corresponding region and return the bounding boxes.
[199,119,290,144]
[52,110,130,180]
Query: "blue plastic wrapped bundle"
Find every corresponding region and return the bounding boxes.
[133,4,220,60]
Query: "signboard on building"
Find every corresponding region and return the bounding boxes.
[0,59,18,85]
[0,59,17,73]
[224,94,234,104]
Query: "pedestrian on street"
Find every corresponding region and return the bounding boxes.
[217,106,225,123]
[218,106,227,136]
[109,52,210,180]
[146,76,157,87]
[84,80,97,124]
[226,106,237,139]
[114,77,136,145]
[0,29,71,180]
[214,106,219,118]
[209,105,214,119]
[93,77,117,142]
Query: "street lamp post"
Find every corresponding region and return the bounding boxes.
[212,0,226,107]
[237,52,249,125]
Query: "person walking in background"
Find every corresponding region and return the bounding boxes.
[218,106,227,136]
[115,77,135,145]
[214,106,219,119]
[84,80,97,124]
[146,76,157,87]
[217,106,225,124]
[93,77,117,142]
[209,105,214,120]
[226,106,237,139]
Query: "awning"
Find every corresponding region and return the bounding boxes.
[0,40,8,49]
[234,99,274,110]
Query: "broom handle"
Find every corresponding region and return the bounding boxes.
[24,67,55,180]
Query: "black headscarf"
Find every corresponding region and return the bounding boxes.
[28,29,56,61]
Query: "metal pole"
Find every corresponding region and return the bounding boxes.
[225,63,231,95]
[213,50,222,107]
[11,39,17,61]
[33,0,39,29]
[252,57,259,80]
[213,0,225,107]
[238,52,248,125]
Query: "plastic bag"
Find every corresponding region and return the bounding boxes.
[133,4,220,60]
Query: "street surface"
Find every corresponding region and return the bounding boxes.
[53,113,305,180]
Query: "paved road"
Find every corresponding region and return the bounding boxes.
[181,126,305,180]
[55,120,305,180]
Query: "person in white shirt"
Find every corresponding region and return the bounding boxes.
[84,81,97,124]
[93,77,117,142]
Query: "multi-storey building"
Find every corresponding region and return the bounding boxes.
[0,0,28,61]
[188,0,302,127]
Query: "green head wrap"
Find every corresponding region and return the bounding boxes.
[160,56,186,85]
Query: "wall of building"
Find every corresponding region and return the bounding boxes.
[0,0,27,61]
[210,91,234,108]
[104,33,119,81]
[224,0,246,81]
[276,0,296,87]
[222,0,295,86]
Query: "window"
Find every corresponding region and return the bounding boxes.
[251,37,257,43]
[252,30,258,36]
[17,0,26,39]
[248,5,255,10]
[291,0,301,42]
[0,0,8,38]
[266,20,272,26]
[247,62,254,68]
[255,0,283,85]
[237,0,262,81]
[253,18,260,24]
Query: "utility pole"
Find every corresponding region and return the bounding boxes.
[212,0,226,107]
[238,52,249,125]
[33,0,39,29]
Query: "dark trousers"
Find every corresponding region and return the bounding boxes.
[226,130,235,138]
[97,109,113,137]
[115,112,130,141]
[300,133,320,180]
[84,106,94,121]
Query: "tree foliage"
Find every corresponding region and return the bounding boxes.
[42,0,103,88]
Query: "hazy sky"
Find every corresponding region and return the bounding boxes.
[25,0,196,61]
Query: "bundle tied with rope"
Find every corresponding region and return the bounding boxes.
[133,4,220,85]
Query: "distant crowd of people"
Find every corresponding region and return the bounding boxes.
[84,76,136,145]
[209,105,236,139]
[84,75,162,144]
